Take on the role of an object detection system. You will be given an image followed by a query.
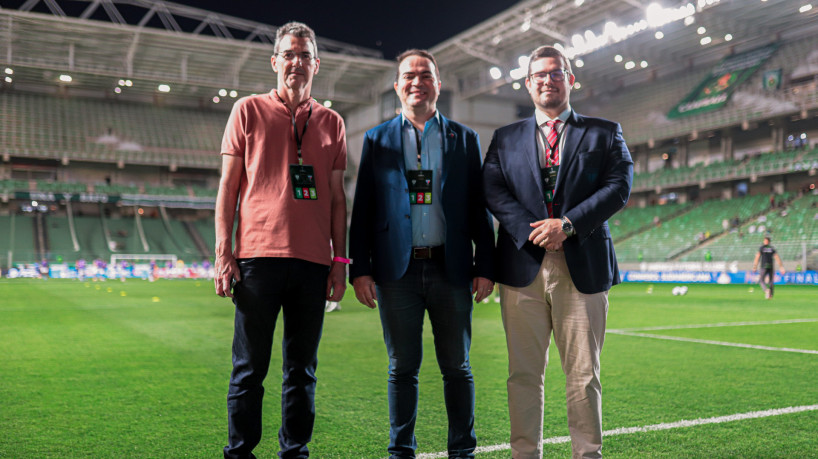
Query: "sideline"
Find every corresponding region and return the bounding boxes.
[415,404,818,458]
[608,330,818,354]
[609,318,818,332]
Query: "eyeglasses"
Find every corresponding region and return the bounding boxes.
[528,69,570,83]
[276,51,315,62]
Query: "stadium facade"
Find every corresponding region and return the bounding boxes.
[1,0,817,278]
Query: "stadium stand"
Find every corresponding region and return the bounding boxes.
[609,201,692,240]
[680,193,818,264]
[1,0,817,276]
[0,92,225,170]
[574,34,818,146]
[72,216,113,262]
[615,195,772,263]
[10,214,39,265]
[45,214,78,262]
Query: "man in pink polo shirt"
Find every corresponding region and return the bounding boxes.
[214,21,348,459]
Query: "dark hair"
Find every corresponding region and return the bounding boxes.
[527,45,572,77]
[274,21,318,58]
[395,49,440,81]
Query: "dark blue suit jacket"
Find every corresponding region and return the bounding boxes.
[349,114,494,286]
[482,111,633,293]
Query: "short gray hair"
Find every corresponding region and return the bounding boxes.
[274,21,318,58]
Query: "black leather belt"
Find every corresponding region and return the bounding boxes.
[412,245,444,260]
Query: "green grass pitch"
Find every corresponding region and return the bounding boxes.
[1,279,816,458]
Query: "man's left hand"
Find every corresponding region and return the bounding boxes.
[529,218,567,251]
[472,277,495,303]
[326,262,347,302]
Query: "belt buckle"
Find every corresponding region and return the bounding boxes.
[412,247,431,259]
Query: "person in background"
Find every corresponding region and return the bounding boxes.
[753,236,785,299]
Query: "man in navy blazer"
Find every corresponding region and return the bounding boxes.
[349,49,494,458]
[483,46,632,458]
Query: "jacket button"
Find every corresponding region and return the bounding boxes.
[405,214,410,219]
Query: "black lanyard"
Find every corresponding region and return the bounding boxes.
[414,127,423,170]
[291,101,313,165]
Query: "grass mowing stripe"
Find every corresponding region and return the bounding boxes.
[416,404,818,458]
[610,318,818,332]
[3,281,816,457]
[609,330,818,354]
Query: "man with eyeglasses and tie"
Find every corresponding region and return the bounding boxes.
[482,46,633,458]
[215,21,348,459]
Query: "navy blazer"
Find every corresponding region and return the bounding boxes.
[482,111,633,293]
[349,114,495,286]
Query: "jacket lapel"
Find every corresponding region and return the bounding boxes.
[522,116,544,199]
[388,115,407,176]
[440,115,456,192]
[555,111,586,192]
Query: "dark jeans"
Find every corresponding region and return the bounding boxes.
[375,258,476,458]
[224,258,328,459]
[760,267,775,295]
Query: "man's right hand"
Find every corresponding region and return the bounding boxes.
[215,254,241,298]
[352,275,378,309]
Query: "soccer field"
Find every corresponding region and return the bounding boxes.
[1,279,816,458]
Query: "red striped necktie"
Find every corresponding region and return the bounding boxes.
[543,119,562,218]
[545,119,562,166]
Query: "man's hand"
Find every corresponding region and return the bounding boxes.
[215,254,240,298]
[529,218,567,251]
[352,275,378,309]
[326,262,347,302]
[472,277,495,303]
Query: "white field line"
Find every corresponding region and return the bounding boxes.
[608,330,818,354]
[609,318,818,333]
[415,404,818,458]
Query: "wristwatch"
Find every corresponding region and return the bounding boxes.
[561,216,575,237]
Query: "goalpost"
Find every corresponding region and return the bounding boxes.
[109,254,178,279]
[110,254,177,266]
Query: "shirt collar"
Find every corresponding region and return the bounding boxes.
[401,110,441,130]
[535,105,572,127]
[270,89,313,111]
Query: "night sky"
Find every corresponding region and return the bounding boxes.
[1,0,510,60]
[169,0,520,59]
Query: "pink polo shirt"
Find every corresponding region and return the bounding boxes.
[221,90,347,266]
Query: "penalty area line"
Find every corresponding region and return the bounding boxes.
[415,404,818,458]
[608,330,818,355]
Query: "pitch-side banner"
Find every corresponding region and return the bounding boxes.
[621,270,818,285]
[667,44,778,119]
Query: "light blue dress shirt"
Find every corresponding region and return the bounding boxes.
[401,112,446,247]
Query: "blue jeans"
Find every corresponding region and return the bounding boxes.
[376,258,476,458]
[224,258,328,459]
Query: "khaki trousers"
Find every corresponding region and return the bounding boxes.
[499,251,608,459]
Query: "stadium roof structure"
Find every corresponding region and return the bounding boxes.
[1,0,816,117]
[0,0,394,113]
[431,0,818,103]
